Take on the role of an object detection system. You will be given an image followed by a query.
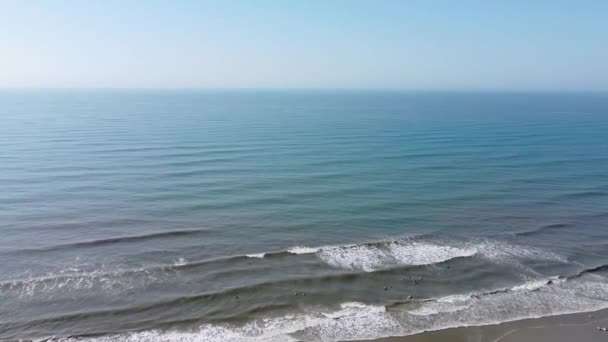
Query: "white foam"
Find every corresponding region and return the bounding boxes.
[55,277,608,342]
[408,294,473,316]
[437,294,473,303]
[249,237,564,274]
[54,302,396,342]
[475,239,567,263]
[287,246,320,255]
[321,301,386,319]
[174,258,188,266]
[511,279,549,291]
[409,276,566,317]
[1,266,164,298]
[316,241,477,272]
[408,301,472,316]
[245,253,266,259]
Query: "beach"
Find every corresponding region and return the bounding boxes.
[376,309,608,342]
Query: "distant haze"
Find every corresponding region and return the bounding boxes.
[1,0,607,91]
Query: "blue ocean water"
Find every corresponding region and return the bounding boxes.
[1,91,607,341]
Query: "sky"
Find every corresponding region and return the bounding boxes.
[1,0,607,91]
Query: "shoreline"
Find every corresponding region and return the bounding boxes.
[370,308,608,342]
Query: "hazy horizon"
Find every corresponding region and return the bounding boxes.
[2,1,607,91]
[1,87,607,94]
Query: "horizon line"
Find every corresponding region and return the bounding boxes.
[1,87,607,94]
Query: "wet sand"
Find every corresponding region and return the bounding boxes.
[371,309,608,342]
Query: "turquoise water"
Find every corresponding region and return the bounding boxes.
[1,91,608,341]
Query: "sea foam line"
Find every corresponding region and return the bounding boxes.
[242,237,567,272]
[4,237,568,297]
[49,276,608,342]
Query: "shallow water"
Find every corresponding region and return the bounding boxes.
[1,90,607,341]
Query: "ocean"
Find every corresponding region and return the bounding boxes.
[1,90,607,341]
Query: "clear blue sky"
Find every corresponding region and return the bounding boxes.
[1,0,607,90]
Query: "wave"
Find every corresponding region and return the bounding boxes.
[567,263,608,280]
[386,276,565,312]
[244,253,265,259]
[0,266,169,298]
[402,276,565,312]
[287,246,320,255]
[472,238,567,263]
[48,302,394,342]
[246,246,320,259]
[513,223,572,237]
[46,275,608,342]
[2,236,567,299]
[554,190,608,200]
[0,252,265,298]
[246,237,564,272]
[6,228,211,254]
[8,271,572,337]
[315,241,476,272]
[245,240,476,272]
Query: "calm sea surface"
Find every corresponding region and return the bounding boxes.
[1,91,608,341]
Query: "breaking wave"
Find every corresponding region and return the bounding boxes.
[50,274,608,342]
[245,240,477,272]
[315,241,476,272]
[2,236,566,298]
[247,236,565,272]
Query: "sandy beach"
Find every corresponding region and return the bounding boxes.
[372,309,608,342]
